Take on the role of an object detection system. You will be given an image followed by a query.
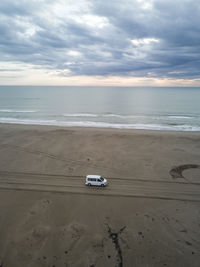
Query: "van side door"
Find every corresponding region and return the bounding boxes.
[92,178,97,186]
[97,178,102,186]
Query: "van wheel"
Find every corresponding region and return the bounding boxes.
[88,183,91,186]
[101,184,104,187]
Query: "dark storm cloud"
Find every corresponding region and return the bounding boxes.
[0,0,200,79]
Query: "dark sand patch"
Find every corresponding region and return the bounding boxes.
[170,164,200,179]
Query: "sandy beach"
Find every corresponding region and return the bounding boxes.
[0,123,200,267]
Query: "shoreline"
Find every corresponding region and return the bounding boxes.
[1,121,200,134]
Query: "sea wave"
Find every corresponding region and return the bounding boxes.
[62,113,197,120]
[167,115,195,119]
[62,113,149,119]
[0,117,200,131]
[63,113,98,117]
[102,114,128,118]
[0,109,38,113]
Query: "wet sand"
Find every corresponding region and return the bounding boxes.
[0,123,200,267]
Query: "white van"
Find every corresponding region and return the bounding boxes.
[85,175,107,187]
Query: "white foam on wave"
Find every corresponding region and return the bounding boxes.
[0,117,200,131]
[0,109,37,113]
[63,113,98,117]
[62,113,147,119]
[103,114,127,118]
[167,115,194,119]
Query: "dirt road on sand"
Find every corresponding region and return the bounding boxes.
[0,170,199,202]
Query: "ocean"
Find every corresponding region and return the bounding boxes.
[0,86,200,131]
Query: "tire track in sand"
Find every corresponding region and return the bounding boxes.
[0,171,200,202]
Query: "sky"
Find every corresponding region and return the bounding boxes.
[0,0,200,86]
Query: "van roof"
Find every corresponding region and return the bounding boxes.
[86,175,101,179]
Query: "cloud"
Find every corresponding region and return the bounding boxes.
[0,0,200,84]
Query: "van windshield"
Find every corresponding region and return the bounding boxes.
[100,177,104,181]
